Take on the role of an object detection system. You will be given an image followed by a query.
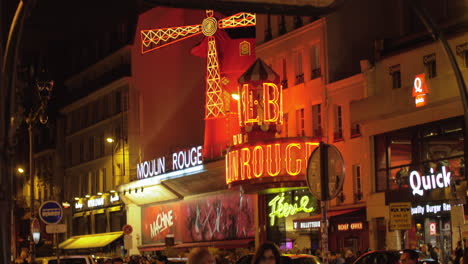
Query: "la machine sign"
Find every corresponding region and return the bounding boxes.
[410,166,451,196]
[137,146,203,179]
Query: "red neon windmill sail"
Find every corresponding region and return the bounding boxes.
[141,10,256,158]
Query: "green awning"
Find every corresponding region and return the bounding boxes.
[59,231,123,250]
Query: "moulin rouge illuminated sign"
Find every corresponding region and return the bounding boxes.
[137,146,203,179]
[226,138,318,184]
[409,166,451,196]
[268,192,315,226]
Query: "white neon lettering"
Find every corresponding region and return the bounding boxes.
[414,77,422,93]
[410,166,451,196]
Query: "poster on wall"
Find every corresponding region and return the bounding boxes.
[389,202,412,230]
[141,192,255,245]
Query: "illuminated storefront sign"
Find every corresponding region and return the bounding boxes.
[411,203,451,216]
[75,202,83,209]
[337,222,363,231]
[110,194,120,203]
[137,146,203,179]
[268,192,315,226]
[226,138,319,184]
[409,166,451,196]
[87,197,104,208]
[412,74,429,107]
[429,222,437,235]
[293,220,320,230]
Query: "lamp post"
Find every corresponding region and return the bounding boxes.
[106,137,116,180]
[25,77,53,263]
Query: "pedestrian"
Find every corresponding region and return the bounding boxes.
[454,241,464,264]
[420,244,428,256]
[335,252,345,264]
[344,249,355,264]
[188,248,215,264]
[428,244,438,261]
[112,258,124,264]
[463,239,468,264]
[400,249,419,264]
[329,252,337,264]
[251,242,281,264]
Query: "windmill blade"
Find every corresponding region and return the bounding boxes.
[205,36,224,118]
[141,24,202,53]
[218,12,256,30]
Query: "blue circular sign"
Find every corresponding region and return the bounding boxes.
[39,200,63,224]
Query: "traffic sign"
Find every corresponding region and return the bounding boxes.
[123,224,133,235]
[306,142,345,200]
[38,201,63,224]
[46,224,67,234]
[30,217,41,244]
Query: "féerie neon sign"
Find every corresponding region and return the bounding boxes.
[410,166,451,196]
[268,192,315,226]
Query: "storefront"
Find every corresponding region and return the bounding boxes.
[59,193,125,255]
[374,116,467,260]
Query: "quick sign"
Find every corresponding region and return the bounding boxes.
[137,146,203,179]
[412,74,428,107]
[268,192,315,226]
[409,166,451,196]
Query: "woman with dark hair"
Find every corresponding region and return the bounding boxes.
[252,242,281,264]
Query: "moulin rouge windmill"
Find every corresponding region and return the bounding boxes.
[140,10,256,158]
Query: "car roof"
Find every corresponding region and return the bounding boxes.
[37,256,92,260]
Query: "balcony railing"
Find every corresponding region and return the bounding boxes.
[295,73,304,85]
[311,68,321,79]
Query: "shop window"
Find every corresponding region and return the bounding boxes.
[389,64,401,89]
[312,104,322,139]
[296,108,305,137]
[334,105,343,142]
[95,213,107,234]
[424,53,437,79]
[374,116,464,192]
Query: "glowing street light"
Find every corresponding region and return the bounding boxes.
[231,92,240,101]
[106,137,115,144]
[17,167,25,174]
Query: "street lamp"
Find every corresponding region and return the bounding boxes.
[17,167,25,174]
[106,137,117,186]
[24,75,53,263]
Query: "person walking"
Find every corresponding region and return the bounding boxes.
[188,248,216,264]
[454,241,463,264]
[252,242,281,264]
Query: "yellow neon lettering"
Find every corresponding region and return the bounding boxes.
[268,192,315,226]
[240,147,251,180]
[285,143,302,176]
[252,146,264,177]
[263,83,281,122]
[266,144,281,176]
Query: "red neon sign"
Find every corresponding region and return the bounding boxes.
[239,82,283,126]
[226,138,319,184]
[412,74,429,107]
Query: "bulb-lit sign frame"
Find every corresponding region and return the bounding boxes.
[226,138,319,184]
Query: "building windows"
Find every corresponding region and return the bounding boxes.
[281,58,288,88]
[351,123,361,138]
[389,64,401,89]
[79,139,85,163]
[283,113,289,137]
[310,45,321,79]
[88,137,94,161]
[374,116,464,192]
[312,104,322,139]
[334,105,343,141]
[296,109,305,137]
[456,42,468,67]
[424,53,437,79]
[353,165,363,202]
[294,51,304,84]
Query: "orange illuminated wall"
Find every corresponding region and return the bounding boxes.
[226,137,319,184]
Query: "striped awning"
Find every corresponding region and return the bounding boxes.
[238,58,280,87]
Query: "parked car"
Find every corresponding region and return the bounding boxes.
[353,250,439,264]
[36,255,96,264]
[236,254,321,264]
